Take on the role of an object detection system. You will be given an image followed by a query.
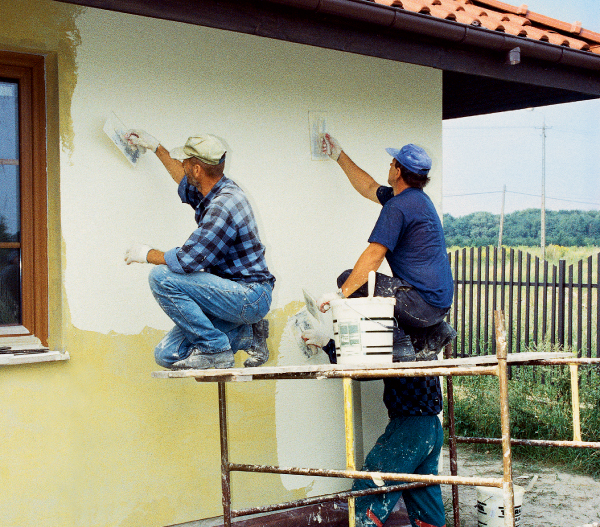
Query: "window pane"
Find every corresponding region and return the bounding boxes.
[0,80,20,242]
[0,248,21,325]
[0,165,20,241]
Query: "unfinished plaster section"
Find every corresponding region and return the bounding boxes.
[1,2,443,525]
[64,10,441,503]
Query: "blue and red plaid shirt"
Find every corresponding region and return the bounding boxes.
[164,176,274,283]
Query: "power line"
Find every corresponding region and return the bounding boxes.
[444,191,504,197]
[444,190,600,207]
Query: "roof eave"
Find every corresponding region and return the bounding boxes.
[267,0,600,70]
[53,0,600,118]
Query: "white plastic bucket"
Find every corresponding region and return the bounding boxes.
[476,485,524,527]
[330,296,396,365]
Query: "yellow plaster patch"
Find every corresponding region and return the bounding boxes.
[5,301,306,526]
[0,0,83,152]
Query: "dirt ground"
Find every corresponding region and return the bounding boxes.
[440,446,600,527]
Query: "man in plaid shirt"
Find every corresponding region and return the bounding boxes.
[124,131,274,370]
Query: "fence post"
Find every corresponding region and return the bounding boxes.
[557,259,566,349]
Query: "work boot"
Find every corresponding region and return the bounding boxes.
[425,321,457,351]
[244,319,269,368]
[392,328,416,362]
[171,348,234,370]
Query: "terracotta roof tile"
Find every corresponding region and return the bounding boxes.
[370,0,600,54]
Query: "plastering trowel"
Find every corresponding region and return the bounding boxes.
[103,112,142,166]
[302,289,322,321]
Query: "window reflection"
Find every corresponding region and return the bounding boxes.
[0,248,20,325]
[1,79,21,325]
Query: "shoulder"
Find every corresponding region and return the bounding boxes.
[376,185,394,205]
[210,178,252,215]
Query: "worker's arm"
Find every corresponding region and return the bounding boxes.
[322,134,381,204]
[337,151,381,203]
[317,242,388,312]
[146,249,166,265]
[340,242,388,297]
[125,129,185,184]
[155,145,185,184]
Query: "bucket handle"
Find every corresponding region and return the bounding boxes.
[367,270,376,298]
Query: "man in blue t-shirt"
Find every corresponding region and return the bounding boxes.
[308,134,454,527]
[317,134,455,361]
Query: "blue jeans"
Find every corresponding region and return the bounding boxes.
[148,266,273,368]
[353,415,446,527]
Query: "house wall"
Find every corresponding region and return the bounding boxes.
[0,1,443,525]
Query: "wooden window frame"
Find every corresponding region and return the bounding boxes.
[0,52,48,345]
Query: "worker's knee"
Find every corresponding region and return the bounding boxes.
[148,264,172,291]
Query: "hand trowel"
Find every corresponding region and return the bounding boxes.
[103,112,142,167]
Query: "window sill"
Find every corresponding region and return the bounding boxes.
[0,335,69,366]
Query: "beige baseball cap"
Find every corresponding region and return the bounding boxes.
[170,134,226,165]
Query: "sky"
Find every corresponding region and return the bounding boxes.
[442,0,600,218]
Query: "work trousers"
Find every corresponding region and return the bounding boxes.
[353,415,446,527]
[148,266,273,367]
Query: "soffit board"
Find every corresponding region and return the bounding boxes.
[54,0,600,118]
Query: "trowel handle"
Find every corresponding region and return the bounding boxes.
[367,270,376,298]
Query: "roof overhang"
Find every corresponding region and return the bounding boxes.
[54,0,600,118]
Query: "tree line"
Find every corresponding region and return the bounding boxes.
[444,209,600,247]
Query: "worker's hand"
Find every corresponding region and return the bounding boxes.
[321,133,342,161]
[124,243,152,265]
[301,327,332,350]
[317,291,343,313]
[125,129,160,153]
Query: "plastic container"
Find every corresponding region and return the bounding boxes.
[476,485,525,527]
[330,296,396,365]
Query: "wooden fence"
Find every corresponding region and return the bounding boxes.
[447,247,600,358]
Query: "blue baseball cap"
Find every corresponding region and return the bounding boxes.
[386,144,432,176]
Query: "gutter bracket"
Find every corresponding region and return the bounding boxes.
[506,47,521,65]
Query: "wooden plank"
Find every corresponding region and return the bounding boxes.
[151,352,574,381]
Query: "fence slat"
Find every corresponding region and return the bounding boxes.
[588,256,593,359]
[516,250,522,353]
[577,260,583,356]
[484,246,490,354]
[461,248,467,357]
[469,248,474,356]
[568,264,573,349]
[525,253,531,349]
[477,247,482,355]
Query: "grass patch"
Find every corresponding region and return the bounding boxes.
[446,362,600,477]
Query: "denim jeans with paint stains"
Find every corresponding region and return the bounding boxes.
[353,415,446,527]
[148,265,273,368]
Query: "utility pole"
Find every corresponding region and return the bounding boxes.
[498,184,506,248]
[541,119,547,260]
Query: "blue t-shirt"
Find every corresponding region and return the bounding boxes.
[368,186,453,309]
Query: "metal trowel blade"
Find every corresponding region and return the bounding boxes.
[103,112,141,167]
[302,289,321,321]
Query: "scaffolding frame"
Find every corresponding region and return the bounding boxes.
[152,312,600,527]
